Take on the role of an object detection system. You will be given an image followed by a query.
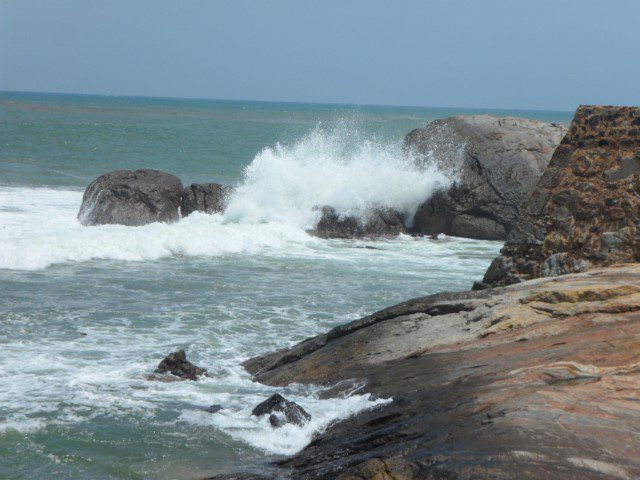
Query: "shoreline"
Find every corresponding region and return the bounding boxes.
[220,264,640,479]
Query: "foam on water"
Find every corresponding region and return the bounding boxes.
[0,124,451,271]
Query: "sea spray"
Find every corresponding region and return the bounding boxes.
[0,124,453,271]
[224,122,452,228]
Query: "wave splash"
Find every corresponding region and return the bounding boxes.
[224,123,450,228]
[0,123,452,270]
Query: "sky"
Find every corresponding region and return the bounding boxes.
[1,0,639,111]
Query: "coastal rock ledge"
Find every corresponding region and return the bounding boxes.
[217,264,640,480]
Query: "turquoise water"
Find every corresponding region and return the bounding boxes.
[0,92,571,479]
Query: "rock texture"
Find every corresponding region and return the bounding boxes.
[311,206,407,239]
[235,264,640,479]
[153,350,207,381]
[485,106,640,286]
[405,116,566,240]
[77,169,183,226]
[180,183,234,217]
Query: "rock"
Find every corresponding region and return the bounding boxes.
[404,115,566,240]
[237,264,640,479]
[485,106,640,286]
[154,350,207,381]
[77,169,183,226]
[311,206,406,239]
[205,404,223,414]
[251,393,311,427]
[181,183,234,217]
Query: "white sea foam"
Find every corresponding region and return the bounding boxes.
[0,124,451,271]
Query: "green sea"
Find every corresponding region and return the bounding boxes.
[0,91,572,479]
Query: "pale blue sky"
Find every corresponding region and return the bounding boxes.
[1,0,639,110]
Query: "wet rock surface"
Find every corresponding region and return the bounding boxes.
[484,106,640,286]
[180,183,234,217]
[153,350,207,381]
[77,169,183,226]
[251,393,311,428]
[405,116,566,240]
[235,264,640,479]
[311,206,407,239]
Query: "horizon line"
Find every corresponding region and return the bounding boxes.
[0,89,574,114]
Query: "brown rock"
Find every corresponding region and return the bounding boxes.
[486,106,640,286]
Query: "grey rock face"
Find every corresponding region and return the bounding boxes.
[77,169,183,226]
[251,393,311,428]
[181,183,234,217]
[153,350,207,381]
[311,206,406,239]
[405,116,566,240]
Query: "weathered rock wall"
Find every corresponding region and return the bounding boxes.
[484,106,640,286]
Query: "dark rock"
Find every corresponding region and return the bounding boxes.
[405,115,566,240]
[311,206,406,239]
[180,183,234,217]
[78,169,183,226]
[484,106,640,286]
[154,350,207,381]
[205,404,223,414]
[251,393,311,427]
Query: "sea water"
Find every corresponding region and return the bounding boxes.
[0,92,571,479]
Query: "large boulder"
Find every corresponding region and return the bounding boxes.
[311,206,407,239]
[483,105,640,287]
[405,116,566,240]
[181,183,235,217]
[77,169,183,226]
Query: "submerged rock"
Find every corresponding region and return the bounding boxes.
[311,206,406,239]
[251,393,311,427]
[204,404,223,414]
[154,350,207,381]
[180,183,235,217]
[77,169,183,226]
[484,106,640,286]
[404,115,566,240]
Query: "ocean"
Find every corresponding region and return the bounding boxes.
[0,91,572,479]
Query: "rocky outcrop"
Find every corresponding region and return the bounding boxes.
[484,106,640,286]
[236,265,640,479]
[77,169,183,226]
[311,206,407,239]
[180,183,234,217]
[405,116,566,240]
[251,393,311,428]
[153,350,207,381]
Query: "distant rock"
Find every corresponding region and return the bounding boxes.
[404,115,566,240]
[77,169,183,226]
[484,105,640,286]
[154,350,207,381]
[311,206,406,239]
[181,183,235,217]
[251,393,310,428]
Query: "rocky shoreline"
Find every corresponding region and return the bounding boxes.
[221,264,640,480]
[212,106,640,479]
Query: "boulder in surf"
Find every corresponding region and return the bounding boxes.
[77,169,183,226]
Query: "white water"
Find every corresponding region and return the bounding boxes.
[0,126,451,271]
[0,127,497,474]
